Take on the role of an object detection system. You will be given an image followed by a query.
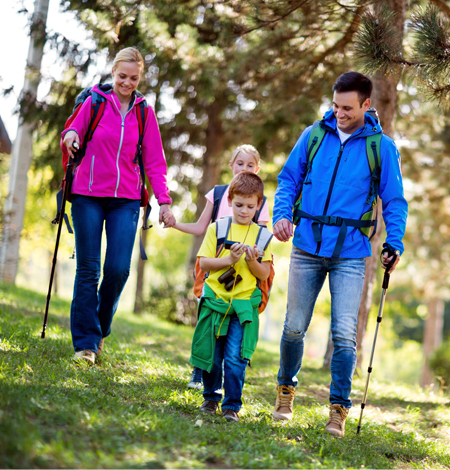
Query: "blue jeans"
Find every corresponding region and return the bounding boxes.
[203,314,248,412]
[278,247,365,408]
[70,195,140,353]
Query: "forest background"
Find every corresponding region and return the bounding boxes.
[1,0,450,391]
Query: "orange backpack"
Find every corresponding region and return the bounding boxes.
[193,216,275,313]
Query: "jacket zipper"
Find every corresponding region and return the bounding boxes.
[112,96,136,197]
[89,155,95,192]
[314,125,366,255]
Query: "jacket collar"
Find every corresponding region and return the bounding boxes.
[92,83,146,108]
[322,108,382,137]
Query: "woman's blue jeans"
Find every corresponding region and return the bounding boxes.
[70,195,140,353]
[203,314,248,412]
[278,247,366,408]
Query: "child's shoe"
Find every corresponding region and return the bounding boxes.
[199,400,219,415]
[273,385,295,420]
[96,338,105,358]
[222,409,239,423]
[187,366,203,390]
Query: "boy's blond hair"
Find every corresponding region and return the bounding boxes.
[230,144,260,165]
[229,172,264,203]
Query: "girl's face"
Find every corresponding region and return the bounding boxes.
[112,61,142,101]
[229,152,260,176]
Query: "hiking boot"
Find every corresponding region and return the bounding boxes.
[273,385,295,421]
[96,338,105,358]
[187,366,203,390]
[325,404,349,438]
[222,409,239,423]
[73,350,96,366]
[199,400,219,415]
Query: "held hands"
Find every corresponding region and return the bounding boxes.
[160,205,176,228]
[63,131,80,159]
[274,218,293,242]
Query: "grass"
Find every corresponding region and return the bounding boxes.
[0,282,449,469]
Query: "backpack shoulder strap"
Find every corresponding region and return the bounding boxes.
[255,226,273,261]
[211,185,228,222]
[216,216,232,248]
[365,132,382,205]
[252,195,267,223]
[305,121,327,178]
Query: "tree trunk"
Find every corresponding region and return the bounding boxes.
[186,99,225,272]
[420,298,445,388]
[0,0,49,283]
[134,227,148,314]
[355,0,405,369]
[322,326,333,369]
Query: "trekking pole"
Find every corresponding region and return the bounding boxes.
[41,149,75,339]
[356,251,397,434]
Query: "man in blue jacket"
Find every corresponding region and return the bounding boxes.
[272,72,408,438]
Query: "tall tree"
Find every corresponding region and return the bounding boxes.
[0,0,50,283]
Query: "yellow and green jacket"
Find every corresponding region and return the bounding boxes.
[190,284,261,373]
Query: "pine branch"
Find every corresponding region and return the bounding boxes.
[353,6,415,76]
[410,5,450,81]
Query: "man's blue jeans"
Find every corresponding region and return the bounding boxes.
[70,195,140,353]
[278,247,366,408]
[203,314,248,412]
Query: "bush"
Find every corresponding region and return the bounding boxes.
[429,340,450,388]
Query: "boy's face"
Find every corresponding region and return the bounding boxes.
[228,194,262,225]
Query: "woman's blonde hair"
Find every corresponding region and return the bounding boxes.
[230,144,260,165]
[112,47,144,72]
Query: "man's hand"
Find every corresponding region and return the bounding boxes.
[274,218,293,242]
[381,252,400,274]
[229,242,245,264]
[160,205,176,228]
[63,131,80,159]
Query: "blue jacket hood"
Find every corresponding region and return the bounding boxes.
[321,108,383,137]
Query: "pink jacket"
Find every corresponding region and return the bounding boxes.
[61,84,172,205]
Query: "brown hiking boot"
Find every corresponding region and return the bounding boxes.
[222,409,239,423]
[273,385,295,421]
[97,338,105,358]
[325,404,349,438]
[199,400,219,415]
[73,350,96,366]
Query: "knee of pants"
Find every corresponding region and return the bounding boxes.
[282,325,306,342]
[103,266,130,285]
[332,334,356,350]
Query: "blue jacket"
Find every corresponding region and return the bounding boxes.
[273,109,408,258]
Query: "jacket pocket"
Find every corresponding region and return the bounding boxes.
[89,155,95,192]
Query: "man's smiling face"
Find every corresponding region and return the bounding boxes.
[332,91,370,135]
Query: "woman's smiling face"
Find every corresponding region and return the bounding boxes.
[112,61,142,101]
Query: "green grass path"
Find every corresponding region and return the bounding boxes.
[1,283,449,469]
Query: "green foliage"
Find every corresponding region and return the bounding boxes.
[1,282,450,468]
[429,340,450,387]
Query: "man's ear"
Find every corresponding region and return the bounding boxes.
[362,98,371,111]
[228,197,232,207]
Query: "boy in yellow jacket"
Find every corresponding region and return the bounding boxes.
[190,172,273,423]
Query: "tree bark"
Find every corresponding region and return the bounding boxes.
[420,298,445,388]
[187,99,225,271]
[0,0,49,283]
[355,0,405,369]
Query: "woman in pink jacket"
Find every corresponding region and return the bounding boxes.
[63,47,175,365]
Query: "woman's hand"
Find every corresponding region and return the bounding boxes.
[63,131,80,159]
[160,205,176,228]
[229,243,245,264]
[245,245,260,263]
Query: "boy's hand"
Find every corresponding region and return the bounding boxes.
[245,245,259,263]
[229,243,245,264]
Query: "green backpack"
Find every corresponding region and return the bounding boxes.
[292,111,382,257]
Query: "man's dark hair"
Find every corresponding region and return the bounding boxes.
[332,72,373,106]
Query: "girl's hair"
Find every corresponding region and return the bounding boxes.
[112,47,144,72]
[229,172,264,203]
[230,144,260,165]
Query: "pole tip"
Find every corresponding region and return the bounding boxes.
[41,331,46,339]
[356,426,361,434]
